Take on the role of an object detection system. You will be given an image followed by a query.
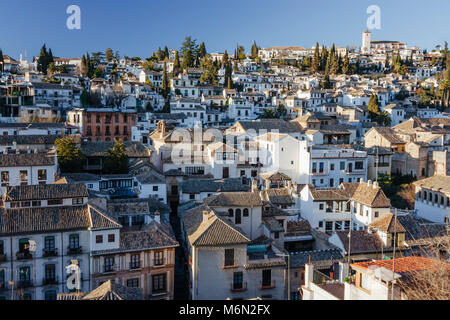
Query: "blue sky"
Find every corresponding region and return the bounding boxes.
[0,0,449,60]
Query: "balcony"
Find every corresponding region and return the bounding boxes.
[311,170,327,176]
[129,261,142,270]
[259,280,276,290]
[43,277,58,286]
[230,282,247,292]
[0,253,6,262]
[43,248,58,258]
[67,246,82,255]
[17,280,33,289]
[16,251,32,261]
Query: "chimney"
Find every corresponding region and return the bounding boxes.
[304,261,314,289]
[154,211,160,224]
[339,262,349,284]
[373,181,379,189]
[202,210,210,223]
[367,180,372,187]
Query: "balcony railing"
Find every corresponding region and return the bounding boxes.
[16,251,33,261]
[230,282,247,292]
[43,276,58,286]
[67,246,82,255]
[259,280,276,290]
[17,280,33,289]
[43,248,58,257]
[0,253,6,262]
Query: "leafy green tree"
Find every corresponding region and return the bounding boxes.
[103,139,129,174]
[80,89,88,107]
[259,108,280,119]
[55,136,86,173]
[37,44,54,75]
[200,55,218,85]
[235,45,246,61]
[180,36,198,69]
[105,48,114,62]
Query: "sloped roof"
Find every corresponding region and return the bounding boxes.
[0,152,55,167]
[351,256,449,275]
[188,213,250,247]
[81,141,150,158]
[335,230,384,254]
[349,182,391,208]
[81,280,144,300]
[260,188,294,205]
[369,213,406,233]
[180,178,250,194]
[413,175,450,194]
[5,183,88,201]
[0,206,91,236]
[204,192,263,207]
[367,127,406,144]
[89,205,122,230]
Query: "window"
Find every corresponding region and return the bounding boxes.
[335,221,342,230]
[224,249,235,267]
[45,264,56,282]
[0,240,4,255]
[233,272,244,290]
[1,171,9,187]
[69,234,79,249]
[44,236,55,252]
[96,235,103,244]
[48,199,63,206]
[319,221,323,228]
[104,257,114,272]
[319,203,324,210]
[228,209,234,217]
[123,126,128,135]
[72,198,83,205]
[243,208,249,217]
[108,234,115,243]
[325,221,333,231]
[154,251,164,266]
[189,194,195,200]
[274,231,279,239]
[38,169,47,181]
[262,269,272,287]
[20,170,28,185]
[127,278,139,288]
[19,238,29,253]
[130,254,140,269]
[344,221,350,230]
[340,162,345,170]
[355,161,364,170]
[330,163,335,171]
[312,163,317,173]
[153,186,158,191]
[152,274,166,293]
[374,211,379,218]
[235,209,242,225]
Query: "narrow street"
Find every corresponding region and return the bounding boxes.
[169,203,189,300]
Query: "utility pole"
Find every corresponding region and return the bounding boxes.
[277,253,291,300]
[391,208,398,300]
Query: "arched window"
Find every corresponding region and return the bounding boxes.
[228,209,234,217]
[243,208,249,217]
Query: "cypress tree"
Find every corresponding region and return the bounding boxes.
[311,43,320,73]
[162,62,170,98]
[0,49,4,72]
[163,46,169,60]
